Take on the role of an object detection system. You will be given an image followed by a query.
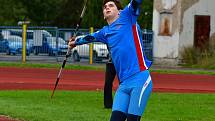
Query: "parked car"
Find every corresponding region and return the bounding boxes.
[0,34,8,53]
[46,37,68,55]
[33,37,68,56]
[1,29,55,56]
[71,42,109,62]
[0,35,32,55]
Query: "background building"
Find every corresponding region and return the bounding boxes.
[153,0,215,65]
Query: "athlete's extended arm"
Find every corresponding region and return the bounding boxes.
[68,35,97,49]
[130,0,143,15]
[68,29,106,49]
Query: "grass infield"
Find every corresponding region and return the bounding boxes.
[0,91,215,121]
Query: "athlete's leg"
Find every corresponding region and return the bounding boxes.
[127,114,141,121]
[110,111,126,121]
[111,85,130,120]
[128,76,153,116]
[104,62,116,108]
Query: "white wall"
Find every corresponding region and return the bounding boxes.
[162,0,177,9]
[153,0,179,59]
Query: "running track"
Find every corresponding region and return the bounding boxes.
[0,67,215,93]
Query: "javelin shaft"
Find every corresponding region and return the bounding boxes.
[73,0,87,37]
[51,0,88,98]
[50,62,65,98]
[65,0,88,57]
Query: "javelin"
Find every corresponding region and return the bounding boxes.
[51,0,88,98]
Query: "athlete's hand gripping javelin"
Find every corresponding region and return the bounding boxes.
[68,35,86,49]
[68,36,76,49]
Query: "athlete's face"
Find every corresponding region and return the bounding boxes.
[103,1,119,21]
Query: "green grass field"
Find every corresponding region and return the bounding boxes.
[1,62,215,121]
[0,91,215,121]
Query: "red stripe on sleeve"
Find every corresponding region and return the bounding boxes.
[132,25,147,71]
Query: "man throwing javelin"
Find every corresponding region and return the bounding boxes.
[69,0,153,120]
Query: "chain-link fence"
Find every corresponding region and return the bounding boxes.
[0,26,153,63]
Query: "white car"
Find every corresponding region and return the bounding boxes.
[72,42,109,62]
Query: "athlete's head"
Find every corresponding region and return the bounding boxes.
[103,0,123,10]
[103,0,122,23]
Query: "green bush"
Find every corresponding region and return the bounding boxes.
[180,45,215,69]
[180,46,199,65]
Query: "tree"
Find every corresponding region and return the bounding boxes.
[121,0,153,29]
[0,0,153,29]
[82,0,106,28]
[0,0,27,25]
[20,0,66,26]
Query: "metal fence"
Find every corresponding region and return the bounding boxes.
[0,26,153,63]
[142,29,153,61]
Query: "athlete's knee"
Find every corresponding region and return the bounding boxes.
[110,111,126,121]
[127,114,141,121]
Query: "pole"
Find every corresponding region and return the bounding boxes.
[89,27,94,64]
[22,24,27,63]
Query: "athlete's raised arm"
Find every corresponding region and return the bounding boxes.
[129,0,143,15]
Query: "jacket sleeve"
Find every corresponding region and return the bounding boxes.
[128,0,143,16]
[75,28,107,46]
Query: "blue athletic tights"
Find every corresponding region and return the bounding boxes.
[110,111,141,121]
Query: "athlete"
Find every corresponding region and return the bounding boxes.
[68,0,153,120]
[104,24,143,109]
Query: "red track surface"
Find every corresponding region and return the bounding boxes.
[0,115,20,121]
[0,67,215,93]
